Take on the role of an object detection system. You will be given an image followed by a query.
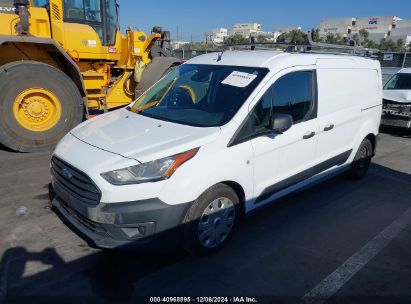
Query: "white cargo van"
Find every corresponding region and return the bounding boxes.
[51,50,382,255]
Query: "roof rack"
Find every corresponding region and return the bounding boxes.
[213,31,379,58]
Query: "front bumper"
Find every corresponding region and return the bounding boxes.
[51,184,192,250]
[381,114,411,129]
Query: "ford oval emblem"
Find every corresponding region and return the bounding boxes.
[62,168,73,179]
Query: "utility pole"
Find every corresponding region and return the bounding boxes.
[205,32,208,44]
[176,25,179,49]
[402,43,408,68]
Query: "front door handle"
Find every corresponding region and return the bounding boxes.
[324,124,335,132]
[303,131,315,140]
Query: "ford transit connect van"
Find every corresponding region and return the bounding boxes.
[51,51,382,255]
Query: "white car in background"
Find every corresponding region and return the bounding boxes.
[382,68,411,129]
[50,51,382,255]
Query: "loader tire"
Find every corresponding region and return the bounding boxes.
[0,61,84,152]
[134,57,180,98]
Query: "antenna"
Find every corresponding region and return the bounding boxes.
[217,50,225,62]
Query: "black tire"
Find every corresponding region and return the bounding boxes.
[0,61,84,152]
[347,138,373,180]
[135,62,178,99]
[182,184,240,256]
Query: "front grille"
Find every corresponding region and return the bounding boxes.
[51,157,101,205]
[382,99,411,118]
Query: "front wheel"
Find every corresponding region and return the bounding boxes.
[182,184,240,255]
[0,61,84,152]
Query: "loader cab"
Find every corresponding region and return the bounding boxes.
[62,0,119,46]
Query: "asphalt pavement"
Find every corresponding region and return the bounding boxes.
[0,130,410,303]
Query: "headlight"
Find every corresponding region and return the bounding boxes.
[101,148,199,185]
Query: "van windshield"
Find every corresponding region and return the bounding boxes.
[131,64,268,127]
[384,73,411,90]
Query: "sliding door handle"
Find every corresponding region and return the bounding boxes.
[303,131,316,140]
[324,124,335,132]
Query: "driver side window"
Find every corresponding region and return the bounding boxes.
[252,70,314,130]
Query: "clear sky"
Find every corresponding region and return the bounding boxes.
[119,0,411,42]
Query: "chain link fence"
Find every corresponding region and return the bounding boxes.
[378,52,410,84]
[174,49,217,60]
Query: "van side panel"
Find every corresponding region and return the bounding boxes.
[316,57,381,167]
[316,66,361,163]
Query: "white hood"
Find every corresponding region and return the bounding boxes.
[383,90,411,104]
[70,109,221,163]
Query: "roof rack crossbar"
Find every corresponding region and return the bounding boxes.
[213,31,379,57]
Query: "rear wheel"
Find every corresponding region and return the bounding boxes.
[182,184,240,255]
[0,61,84,152]
[347,138,373,180]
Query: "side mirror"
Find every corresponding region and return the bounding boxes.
[269,113,293,133]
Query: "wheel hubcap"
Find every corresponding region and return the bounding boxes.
[198,197,235,248]
[13,88,62,132]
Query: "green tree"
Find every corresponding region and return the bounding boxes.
[310,28,324,42]
[359,29,369,41]
[256,34,267,43]
[325,33,340,44]
[364,39,378,49]
[225,33,249,45]
[396,38,405,50]
[277,30,308,44]
[379,39,400,52]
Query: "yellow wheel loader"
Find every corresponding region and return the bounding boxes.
[0,0,180,152]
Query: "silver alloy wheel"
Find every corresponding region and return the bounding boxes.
[198,197,235,248]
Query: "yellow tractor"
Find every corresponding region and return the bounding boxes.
[0,0,180,152]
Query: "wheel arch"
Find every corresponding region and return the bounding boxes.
[0,35,87,98]
[349,117,380,163]
[220,180,246,214]
[365,133,377,154]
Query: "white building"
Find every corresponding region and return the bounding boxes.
[211,28,228,44]
[318,16,411,43]
[171,41,190,50]
[319,18,355,37]
[388,19,411,46]
[230,23,262,38]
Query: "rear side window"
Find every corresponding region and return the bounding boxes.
[64,0,102,22]
[272,71,313,123]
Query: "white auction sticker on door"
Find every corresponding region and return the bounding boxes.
[222,71,257,88]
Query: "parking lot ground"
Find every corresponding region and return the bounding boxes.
[0,131,410,303]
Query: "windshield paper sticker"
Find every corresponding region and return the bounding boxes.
[222,71,257,87]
